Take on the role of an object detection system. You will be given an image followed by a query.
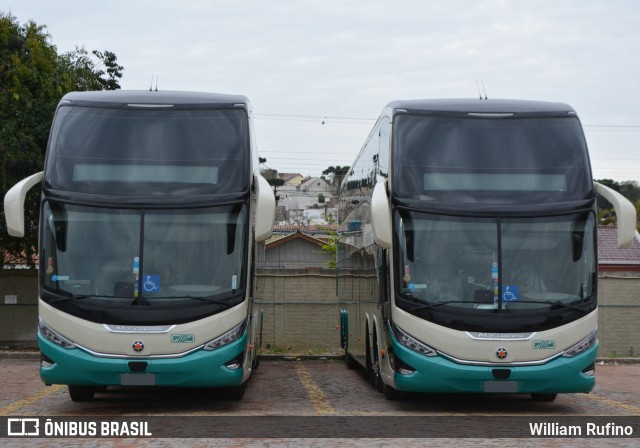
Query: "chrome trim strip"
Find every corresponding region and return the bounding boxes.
[437,350,563,367]
[466,332,536,341]
[103,324,176,334]
[75,342,204,359]
[467,112,514,117]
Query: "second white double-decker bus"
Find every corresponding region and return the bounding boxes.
[4,90,275,401]
[338,98,636,401]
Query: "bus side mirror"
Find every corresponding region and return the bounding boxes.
[254,173,275,242]
[4,171,43,238]
[371,180,392,249]
[594,181,637,248]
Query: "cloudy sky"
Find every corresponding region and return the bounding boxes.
[7,0,640,182]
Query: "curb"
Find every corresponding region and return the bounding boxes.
[0,351,40,359]
[258,354,344,361]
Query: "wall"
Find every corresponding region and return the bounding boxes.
[255,269,340,351]
[597,270,640,357]
[1,268,639,357]
[0,269,38,346]
[254,269,640,356]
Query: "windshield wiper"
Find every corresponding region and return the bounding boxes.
[510,299,588,313]
[49,293,236,308]
[48,294,103,304]
[399,298,479,312]
[150,295,235,308]
[182,296,234,308]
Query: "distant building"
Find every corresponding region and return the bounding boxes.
[297,176,332,194]
[257,230,332,270]
[279,173,304,187]
[275,177,336,225]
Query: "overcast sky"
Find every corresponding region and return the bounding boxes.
[7,0,640,182]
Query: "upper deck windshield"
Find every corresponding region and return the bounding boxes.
[41,201,247,324]
[393,114,592,205]
[45,106,249,196]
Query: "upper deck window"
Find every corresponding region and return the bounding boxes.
[45,106,249,196]
[393,114,592,205]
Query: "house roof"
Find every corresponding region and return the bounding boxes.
[279,173,303,181]
[597,225,640,267]
[298,177,330,188]
[265,231,328,250]
[273,223,337,233]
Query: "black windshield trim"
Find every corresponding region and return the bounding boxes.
[41,189,250,208]
[393,293,596,333]
[392,198,595,218]
[41,289,245,326]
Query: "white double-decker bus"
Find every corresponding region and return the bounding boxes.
[337,98,636,400]
[4,90,275,401]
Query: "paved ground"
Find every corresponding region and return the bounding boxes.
[0,356,638,447]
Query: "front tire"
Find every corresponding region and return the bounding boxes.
[68,385,96,402]
[531,393,558,402]
[345,351,358,370]
[383,383,403,401]
[224,383,247,401]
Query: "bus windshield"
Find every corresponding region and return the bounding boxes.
[45,106,249,196]
[41,201,247,312]
[393,114,592,204]
[395,210,596,321]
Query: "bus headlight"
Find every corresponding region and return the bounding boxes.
[203,320,247,351]
[391,323,437,357]
[38,319,75,349]
[562,330,597,358]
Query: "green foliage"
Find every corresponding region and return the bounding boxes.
[261,166,285,188]
[318,216,337,269]
[0,12,124,267]
[322,165,349,189]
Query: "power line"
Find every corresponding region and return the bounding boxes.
[253,111,640,130]
[254,112,375,122]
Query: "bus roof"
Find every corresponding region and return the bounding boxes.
[386,98,576,116]
[59,90,250,109]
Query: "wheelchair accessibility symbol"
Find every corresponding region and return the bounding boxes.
[143,275,160,292]
[502,285,519,302]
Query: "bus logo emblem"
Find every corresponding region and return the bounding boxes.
[533,340,556,349]
[171,334,195,343]
[132,340,145,352]
[496,347,508,359]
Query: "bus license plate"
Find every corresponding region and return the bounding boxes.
[121,373,156,386]
[483,381,518,393]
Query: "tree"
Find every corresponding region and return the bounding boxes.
[0,13,124,267]
[322,165,349,184]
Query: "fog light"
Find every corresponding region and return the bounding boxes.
[583,362,595,377]
[395,357,416,375]
[224,353,244,370]
[40,353,55,369]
